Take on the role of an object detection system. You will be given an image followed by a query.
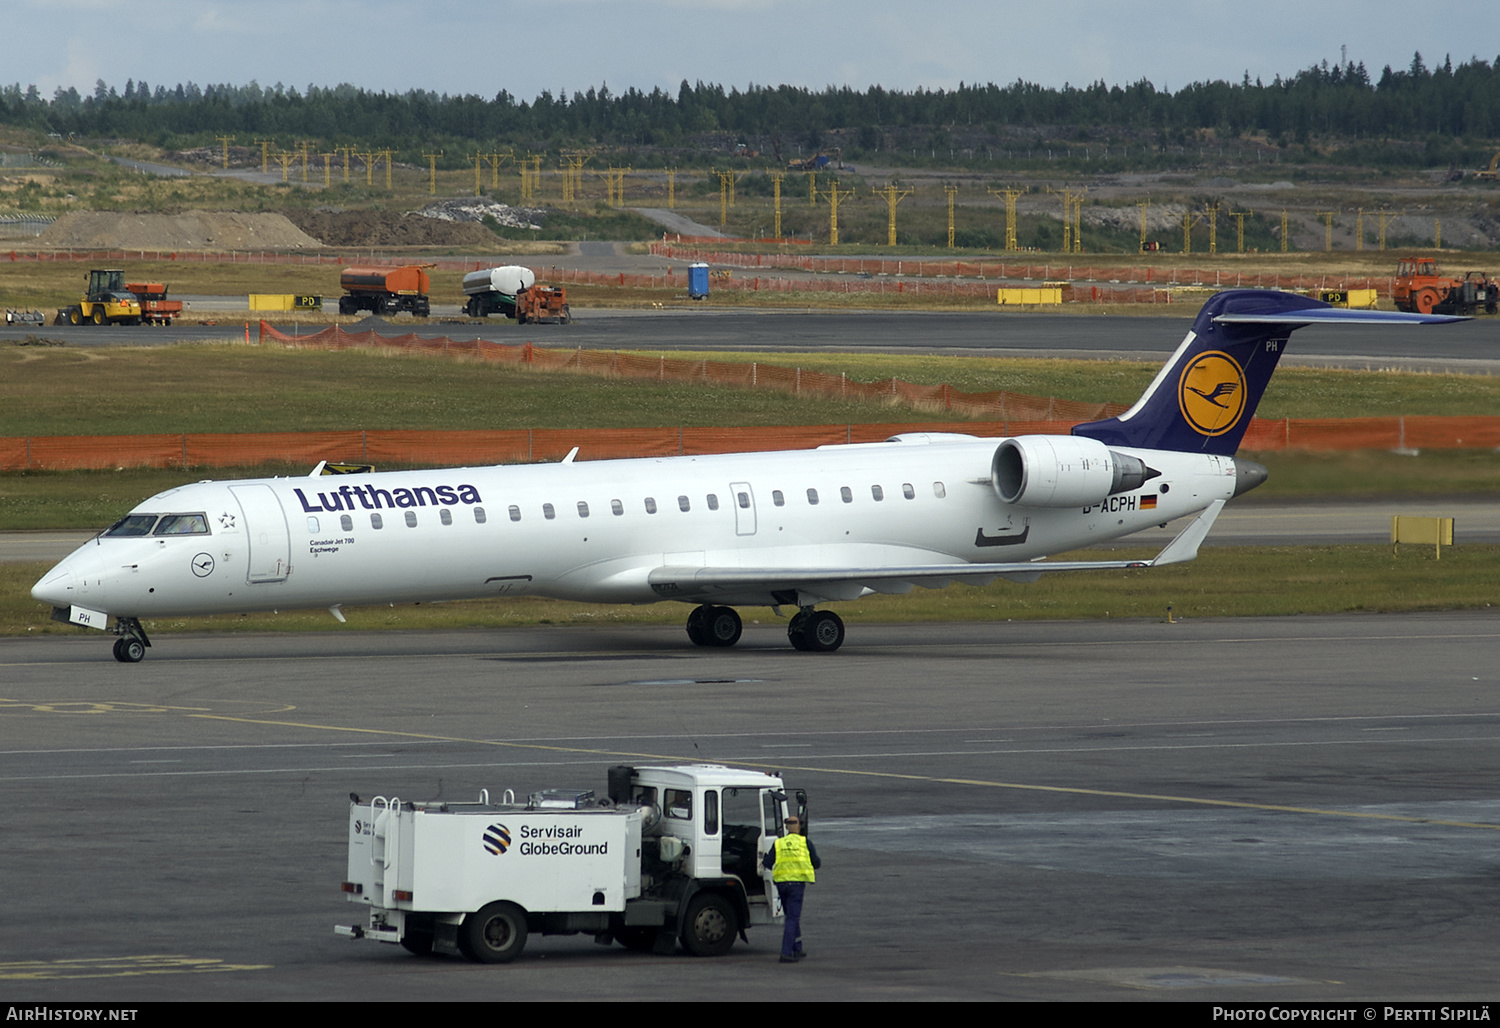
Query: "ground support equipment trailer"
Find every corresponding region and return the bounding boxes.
[462,265,535,318]
[1392,257,1499,315]
[338,264,433,317]
[125,281,183,325]
[336,764,806,963]
[54,269,143,326]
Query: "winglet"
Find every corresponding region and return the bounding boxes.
[1148,500,1225,566]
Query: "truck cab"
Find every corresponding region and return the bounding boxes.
[614,764,804,936]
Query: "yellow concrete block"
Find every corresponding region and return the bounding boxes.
[997,286,1062,306]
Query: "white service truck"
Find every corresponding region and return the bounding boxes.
[335,764,808,963]
[462,265,536,319]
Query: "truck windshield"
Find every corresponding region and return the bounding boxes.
[103,514,158,537]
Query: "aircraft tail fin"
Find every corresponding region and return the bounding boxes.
[1071,290,1462,456]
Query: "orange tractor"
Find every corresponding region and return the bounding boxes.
[1393,257,1499,315]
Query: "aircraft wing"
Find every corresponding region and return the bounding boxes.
[649,502,1225,602]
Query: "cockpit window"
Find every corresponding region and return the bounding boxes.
[154,513,210,536]
[104,515,158,537]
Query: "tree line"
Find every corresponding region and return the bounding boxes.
[2,53,1497,158]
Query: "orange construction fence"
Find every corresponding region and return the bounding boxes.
[650,242,1397,298]
[6,414,1500,473]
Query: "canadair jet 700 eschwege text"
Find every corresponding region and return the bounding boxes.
[33,291,1461,662]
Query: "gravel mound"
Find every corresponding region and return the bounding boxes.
[39,211,320,250]
[417,198,545,231]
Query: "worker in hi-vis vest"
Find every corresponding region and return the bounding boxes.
[762,814,821,963]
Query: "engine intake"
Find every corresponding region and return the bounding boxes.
[992,436,1154,508]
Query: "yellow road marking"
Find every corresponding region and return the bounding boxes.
[0,955,269,980]
[192,713,1500,833]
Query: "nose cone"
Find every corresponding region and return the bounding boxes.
[32,566,75,609]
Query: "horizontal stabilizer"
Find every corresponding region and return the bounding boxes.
[1214,308,1467,326]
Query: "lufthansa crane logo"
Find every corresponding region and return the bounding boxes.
[1178,351,1247,437]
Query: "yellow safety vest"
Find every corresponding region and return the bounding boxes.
[772,834,815,883]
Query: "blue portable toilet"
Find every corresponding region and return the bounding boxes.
[688,263,710,300]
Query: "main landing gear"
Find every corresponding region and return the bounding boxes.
[787,608,845,652]
[685,604,742,648]
[111,617,151,663]
[683,604,846,652]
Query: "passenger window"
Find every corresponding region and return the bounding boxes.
[678,495,690,512]
[871,485,884,501]
[340,514,353,531]
[577,501,590,518]
[405,511,418,527]
[665,789,693,821]
[902,483,915,499]
[475,506,487,524]
[645,497,657,514]
[933,481,947,498]
[772,490,785,507]
[611,499,624,516]
[707,494,719,511]
[440,509,453,526]
[543,503,556,520]
[840,486,852,503]
[807,488,819,505]
[508,505,521,522]
[306,517,319,532]
[737,491,750,509]
[371,513,383,529]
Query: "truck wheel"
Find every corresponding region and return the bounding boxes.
[561,305,572,324]
[680,893,737,957]
[1416,289,1439,315]
[92,307,106,325]
[461,901,528,963]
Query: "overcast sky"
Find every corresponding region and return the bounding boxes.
[10,0,1494,102]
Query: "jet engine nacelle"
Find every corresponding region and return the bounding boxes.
[992,435,1151,508]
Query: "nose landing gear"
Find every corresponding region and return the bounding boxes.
[111,618,151,663]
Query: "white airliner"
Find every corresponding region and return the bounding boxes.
[33,290,1460,662]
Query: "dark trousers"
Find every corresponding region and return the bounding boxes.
[776,881,806,957]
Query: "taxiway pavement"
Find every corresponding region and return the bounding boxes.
[3,613,1498,1001]
[6,307,1498,374]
